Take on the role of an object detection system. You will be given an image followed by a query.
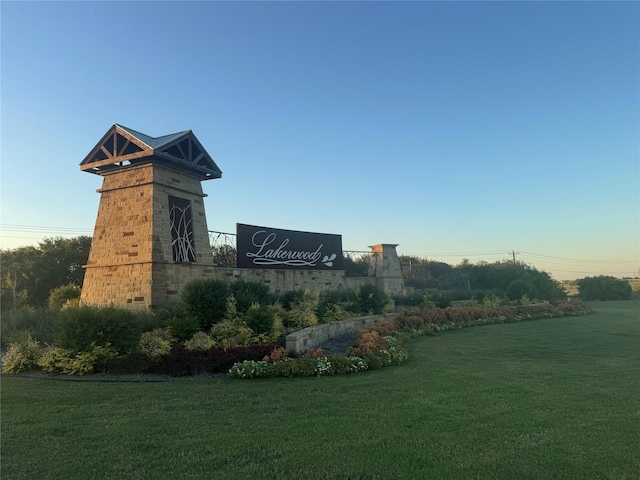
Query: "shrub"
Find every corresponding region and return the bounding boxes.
[354,284,390,315]
[1,334,42,373]
[181,278,230,329]
[223,295,241,323]
[167,314,200,341]
[304,347,326,358]
[506,279,535,301]
[370,320,398,335]
[38,347,74,373]
[347,330,390,357]
[317,290,354,323]
[470,293,503,309]
[263,346,293,362]
[138,328,174,358]
[184,331,215,351]
[318,303,348,323]
[0,307,57,349]
[229,280,272,313]
[48,283,81,310]
[245,304,276,336]
[55,306,149,355]
[395,315,425,330]
[418,308,448,325]
[38,343,119,375]
[284,290,319,329]
[61,298,81,309]
[277,289,306,310]
[427,292,453,309]
[154,301,187,324]
[420,295,437,310]
[362,351,386,370]
[210,320,253,347]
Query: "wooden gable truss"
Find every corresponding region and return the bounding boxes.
[80,124,222,180]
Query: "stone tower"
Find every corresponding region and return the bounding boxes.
[80,124,222,309]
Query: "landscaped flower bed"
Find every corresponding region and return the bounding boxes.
[1,298,591,378]
[228,301,592,379]
[229,334,408,379]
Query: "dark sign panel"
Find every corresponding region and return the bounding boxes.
[236,223,344,270]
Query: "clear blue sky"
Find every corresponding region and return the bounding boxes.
[1,1,638,280]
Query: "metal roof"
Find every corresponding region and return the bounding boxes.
[116,124,191,150]
[80,124,222,180]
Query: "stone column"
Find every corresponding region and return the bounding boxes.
[368,244,406,296]
[81,163,214,310]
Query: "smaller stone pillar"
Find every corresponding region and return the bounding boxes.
[368,244,406,296]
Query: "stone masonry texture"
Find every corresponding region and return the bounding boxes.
[81,163,214,310]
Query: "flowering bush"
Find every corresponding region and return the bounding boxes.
[230,329,408,379]
[228,354,370,379]
[228,360,274,379]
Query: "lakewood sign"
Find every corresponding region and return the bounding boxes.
[236,223,344,270]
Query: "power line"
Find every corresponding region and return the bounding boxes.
[402,250,511,257]
[519,251,635,264]
[0,224,93,234]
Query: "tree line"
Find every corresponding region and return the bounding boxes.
[1,237,92,310]
[1,237,634,311]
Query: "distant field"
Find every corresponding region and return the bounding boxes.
[2,300,639,479]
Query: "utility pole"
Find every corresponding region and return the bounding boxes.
[511,250,519,266]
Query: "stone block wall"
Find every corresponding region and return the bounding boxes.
[210,267,351,295]
[209,246,407,297]
[210,268,407,297]
[285,313,398,353]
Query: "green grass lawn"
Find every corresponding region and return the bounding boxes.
[2,300,639,479]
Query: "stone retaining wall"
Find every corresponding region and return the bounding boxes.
[285,313,398,353]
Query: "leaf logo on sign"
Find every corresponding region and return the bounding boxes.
[322,253,337,267]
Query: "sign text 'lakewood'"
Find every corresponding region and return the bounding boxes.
[236,223,344,270]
